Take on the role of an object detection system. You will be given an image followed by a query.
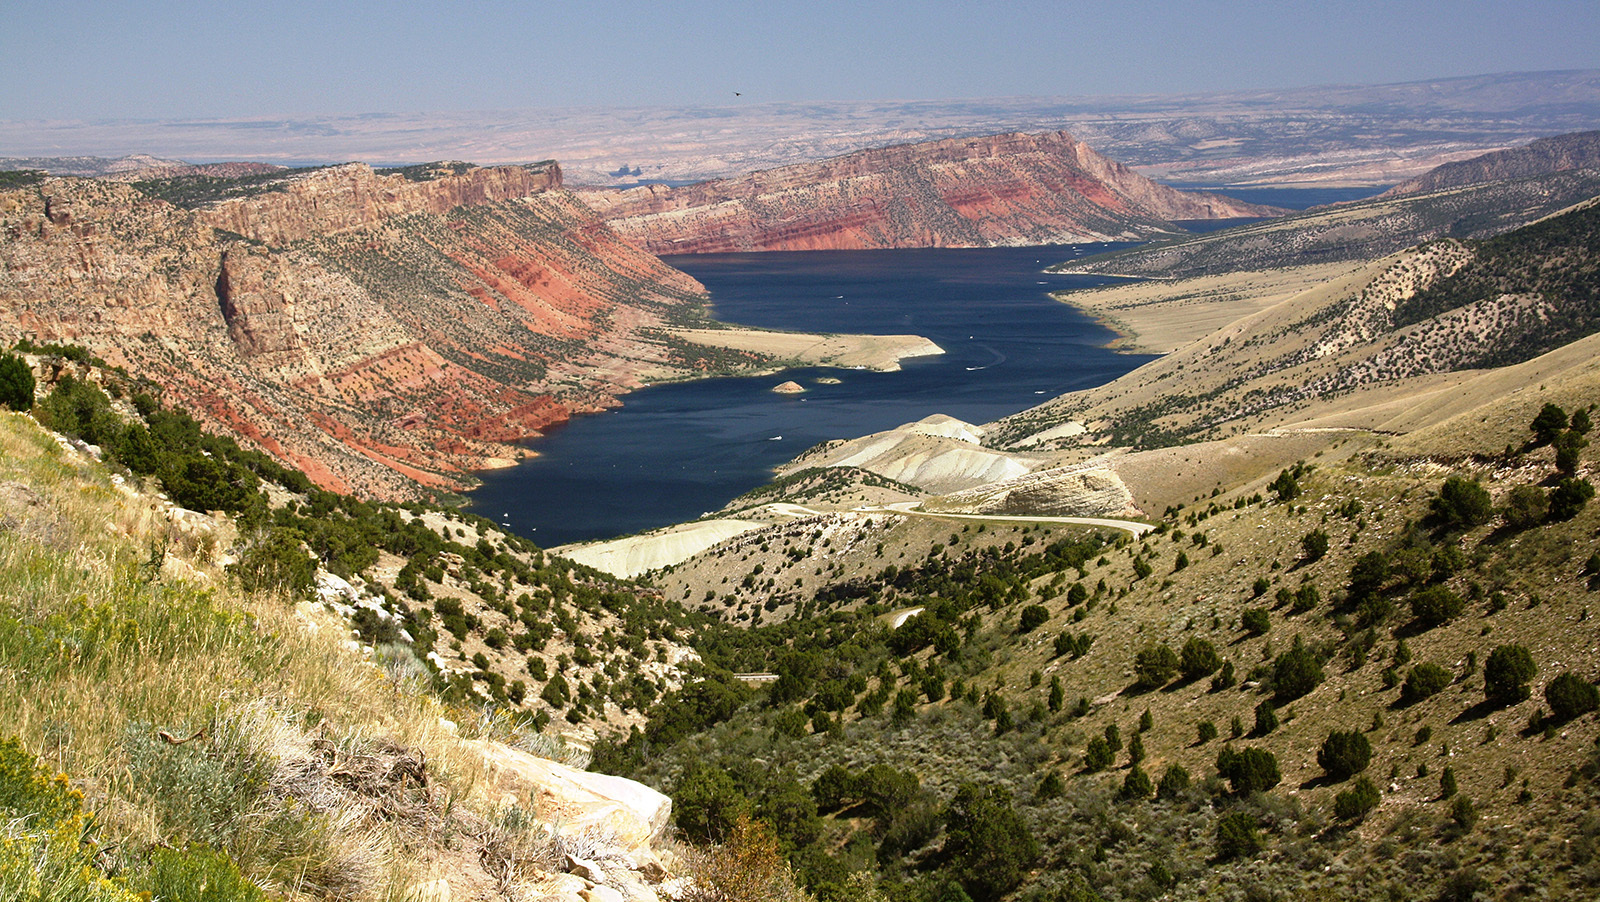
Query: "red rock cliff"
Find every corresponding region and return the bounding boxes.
[579,131,1283,254]
[0,165,709,499]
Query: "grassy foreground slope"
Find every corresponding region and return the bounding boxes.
[0,400,759,902]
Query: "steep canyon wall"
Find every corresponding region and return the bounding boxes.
[0,163,709,498]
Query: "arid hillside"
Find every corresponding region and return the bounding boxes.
[580,131,1282,254]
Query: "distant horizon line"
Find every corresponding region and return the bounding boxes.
[5,66,1598,128]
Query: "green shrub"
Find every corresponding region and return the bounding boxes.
[1401,662,1453,705]
[1484,644,1537,704]
[1197,721,1218,744]
[1211,660,1236,691]
[674,762,754,843]
[1291,584,1321,614]
[1554,430,1588,475]
[1180,637,1221,680]
[1410,586,1465,629]
[1333,776,1381,821]
[1430,477,1493,531]
[943,783,1038,902]
[1037,771,1064,800]
[1440,766,1458,799]
[1301,529,1329,562]
[1119,764,1152,801]
[1271,635,1324,703]
[1270,468,1301,503]
[1241,608,1270,635]
[0,353,34,411]
[227,528,316,599]
[1545,671,1600,723]
[1317,730,1372,781]
[1214,810,1262,860]
[1252,700,1278,737]
[1532,403,1568,445]
[1083,737,1113,772]
[134,844,268,902]
[1501,484,1548,530]
[810,764,857,811]
[35,375,119,447]
[1549,477,1595,521]
[1216,746,1281,794]
[1133,643,1180,689]
[1156,764,1191,801]
[1018,604,1049,633]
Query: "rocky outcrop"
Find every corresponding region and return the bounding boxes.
[200,162,562,246]
[782,414,1041,495]
[469,740,671,847]
[923,460,1139,518]
[0,167,710,498]
[1379,130,1600,198]
[580,131,1283,254]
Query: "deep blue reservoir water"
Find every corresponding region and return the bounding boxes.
[467,244,1157,546]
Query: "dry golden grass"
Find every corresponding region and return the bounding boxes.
[0,410,541,901]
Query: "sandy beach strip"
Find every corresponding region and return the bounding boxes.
[666,327,943,372]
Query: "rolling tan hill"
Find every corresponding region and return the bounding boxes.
[1380,129,1600,198]
[1053,156,1600,279]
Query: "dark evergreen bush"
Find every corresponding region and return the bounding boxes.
[1241,607,1271,635]
[1156,764,1191,801]
[1333,776,1381,821]
[1549,477,1595,521]
[1401,662,1453,705]
[1430,476,1494,531]
[1545,671,1600,723]
[1214,810,1262,860]
[1410,586,1465,629]
[1501,484,1548,529]
[1317,730,1372,781]
[943,783,1038,902]
[0,352,34,411]
[1216,746,1281,794]
[1133,643,1180,689]
[1018,604,1049,633]
[1271,635,1324,702]
[1180,636,1222,680]
[1484,644,1537,704]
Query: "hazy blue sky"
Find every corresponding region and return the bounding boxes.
[3,0,1598,119]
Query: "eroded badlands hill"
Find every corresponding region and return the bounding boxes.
[0,162,723,498]
[580,131,1282,254]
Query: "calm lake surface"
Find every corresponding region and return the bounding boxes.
[468,243,1156,546]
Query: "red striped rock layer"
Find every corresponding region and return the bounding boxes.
[0,164,707,499]
[580,131,1283,254]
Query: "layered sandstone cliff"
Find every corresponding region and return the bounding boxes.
[0,164,710,498]
[579,131,1284,254]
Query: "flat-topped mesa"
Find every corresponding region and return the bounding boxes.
[200,161,562,246]
[580,131,1283,254]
